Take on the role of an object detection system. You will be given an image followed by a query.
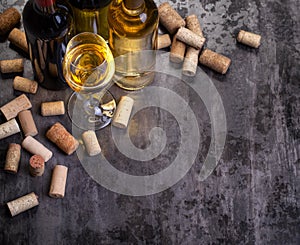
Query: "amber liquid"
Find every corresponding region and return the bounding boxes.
[108,0,159,90]
[69,0,111,39]
[71,5,109,40]
[63,41,114,92]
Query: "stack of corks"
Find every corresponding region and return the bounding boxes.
[0,7,28,55]
[0,7,39,94]
[0,7,81,216]
[157,2,261,76]
[0,93,77,216]
[0,97,76,215]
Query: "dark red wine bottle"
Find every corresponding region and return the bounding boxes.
[23,0,74,90]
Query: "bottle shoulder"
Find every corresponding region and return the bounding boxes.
[23,0,73,39]
[108,0,158,36]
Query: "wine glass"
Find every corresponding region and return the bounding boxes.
[63,32,116,130]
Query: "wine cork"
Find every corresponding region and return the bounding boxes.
[0,59,24,74]
[0,119,20,140]
[13,76,38,94]
[29,155,45,177]
[8,28,28,53]
[112,96,134,129]
[4,143,21,174]
[157,34,171,49]
[7,192,39,217]
[22,136,53,162]
[170,34,186,63]
[41,101,65,116]
[176,27,206,50]
[0,94,32,120]
[182,15,204,77]
[199,49,231,74]
[49,165,68,198]
[82,130,101,156]
[0,8,21,36]
[18,110,38,137]
[158,2,185,34]
[237,30,261,48]
[46,122,79,155]
[186,15,204,37]
[182,48,200,77]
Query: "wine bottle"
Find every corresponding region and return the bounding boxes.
[69,0,111,40]
[108,0,158,90]
[23,0,74,90]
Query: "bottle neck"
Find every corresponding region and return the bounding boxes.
[34,0,56,14]
[122,0,145,16]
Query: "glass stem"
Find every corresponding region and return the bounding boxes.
[77,92,103,117]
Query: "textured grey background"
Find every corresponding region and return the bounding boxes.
[0,0,300,244]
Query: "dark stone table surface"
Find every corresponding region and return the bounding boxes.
[0,0,299,244]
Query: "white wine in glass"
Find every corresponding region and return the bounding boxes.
[63,32,115,130]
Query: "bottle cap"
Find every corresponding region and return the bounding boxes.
[35,0,55,7]
[124,0,144,9]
